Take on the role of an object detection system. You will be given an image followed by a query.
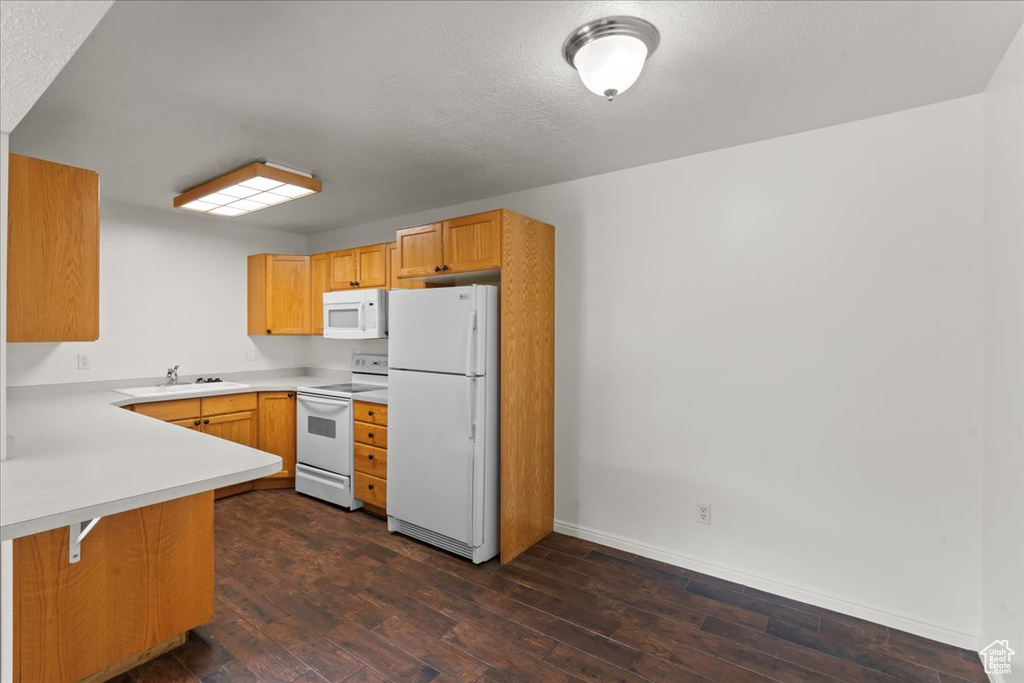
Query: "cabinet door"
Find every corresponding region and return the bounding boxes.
[8,154,100,342]
[310,253,330,334]
[202,410,258,448]
[355,244,387,288]
[396,223,443,277]
[257,392,296,477]
[387,242,426,290]
[265,255,311,334]
[329,249,358,290]
[443,210,502,273]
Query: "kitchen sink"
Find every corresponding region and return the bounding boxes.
[114,381,250,398]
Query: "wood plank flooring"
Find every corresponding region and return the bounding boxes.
[116,490,986,683]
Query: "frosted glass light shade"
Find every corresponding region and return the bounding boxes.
[574,35,648,100]
[563,16,659,101]
[174,162,321,217]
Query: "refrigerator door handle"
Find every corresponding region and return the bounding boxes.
[468,377,477,442]
[464,310,478,376]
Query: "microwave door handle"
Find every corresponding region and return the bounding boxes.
[464,310,477,376]
[358,302,366,331]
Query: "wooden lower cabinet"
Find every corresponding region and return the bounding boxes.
[353,400,388,515]
[13,492,214,682]
[256,391,296,488]
[127,392,296,497]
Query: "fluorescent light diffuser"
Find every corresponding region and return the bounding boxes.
[173,162,321,217]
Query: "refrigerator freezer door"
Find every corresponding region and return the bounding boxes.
[387,369,481,545]
[389,286,491,375]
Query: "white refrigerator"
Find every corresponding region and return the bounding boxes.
[387,285,500,564]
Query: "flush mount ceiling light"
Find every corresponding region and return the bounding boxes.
[173,162,322,217]
[563,15,659,101]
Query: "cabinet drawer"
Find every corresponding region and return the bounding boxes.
[201,392,258,416]
[353,401,387,425]
[354,421,387,448]
[134,398,201,422]
[354,473,387,509]
[354,443,387,478]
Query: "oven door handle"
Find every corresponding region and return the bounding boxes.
[298,395,349,410]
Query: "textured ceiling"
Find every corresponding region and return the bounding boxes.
[9,0,1023,234]
[0,0,113,133]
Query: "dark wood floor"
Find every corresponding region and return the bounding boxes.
[117,490,986,683]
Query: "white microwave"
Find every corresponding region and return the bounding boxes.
[323,289,387,339]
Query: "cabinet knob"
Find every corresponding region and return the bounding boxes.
[434,266,441,272]
[368,484,375,490]
[367,454,374,460]
[203,419,210,425]
[442,264,449,271]
[355,281,360,286]
[368,432,374,439]
[287,392,293,398]
[368,410,374,416]
[194,419,201,426]
[266,329,272,334]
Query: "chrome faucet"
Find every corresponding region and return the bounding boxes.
[166,365,180,386]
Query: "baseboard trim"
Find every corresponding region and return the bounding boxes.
[552,519,979,650]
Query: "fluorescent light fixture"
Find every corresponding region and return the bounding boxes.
[174,162,322,217]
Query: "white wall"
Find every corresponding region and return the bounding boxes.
[310,96,986,646]
[981,24,1024,667]
[6,202,310,386]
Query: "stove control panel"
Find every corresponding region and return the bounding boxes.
[352,353,388,375]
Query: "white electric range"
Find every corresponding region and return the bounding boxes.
[294,353,387,509]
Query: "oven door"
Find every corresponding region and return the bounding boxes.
[296,393,352,475]
[323,301,368,339]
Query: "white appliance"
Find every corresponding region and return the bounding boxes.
[323,289,387,339]
[387,285,499,564]
[295,353,388,508]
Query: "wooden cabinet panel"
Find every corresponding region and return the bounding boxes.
[13,492,214,682]
[202,392,258,416]
[248,254,311,335]
[354,473,387,509]
[396,223,443,277]
[257,392,296,478]
[133,399,200,422]
[353,401,388,425]
[7,154,100,342]
[329,249,358,290]
[310,252,330,335]
[443,210,502,273]
[354,421,387,449]
[202,410,258,448]
[171,418,202,430]
[356,244,387,288]
[386,242,426,290]
[354,443,387,479]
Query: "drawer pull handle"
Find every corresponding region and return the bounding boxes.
[367,454,374,460]
[368,410,374,416]
[368,484,375,490]
[368,432,374,438]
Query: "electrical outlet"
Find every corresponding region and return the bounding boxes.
[243,348,252,361]
[252,347,261,361]
[696,502,711,525]
[77,353,91,370]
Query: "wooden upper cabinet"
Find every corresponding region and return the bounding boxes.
[257,392,296,478]
[329,249,358,290]
[355,244,387,288]
[7,154,100,342]
[443,210,502,273]
[395,222,444,277]
[248,254,310,335]
[310,252,329,334]
[329,244,387,290]
[387,242,426,290]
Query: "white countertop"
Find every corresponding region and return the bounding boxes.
[1,372,386,541]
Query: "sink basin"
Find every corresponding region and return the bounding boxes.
[114,382,250,398]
